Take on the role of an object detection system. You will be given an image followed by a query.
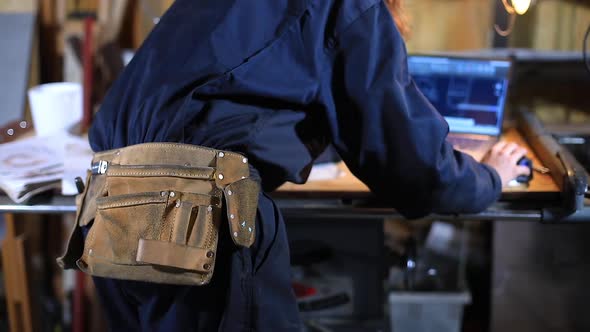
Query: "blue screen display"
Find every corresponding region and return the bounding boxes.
[408,56,511,136]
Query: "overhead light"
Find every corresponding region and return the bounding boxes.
[495,0,534,36]
[511,0,532,15]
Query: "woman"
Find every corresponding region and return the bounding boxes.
[77,0,529,330]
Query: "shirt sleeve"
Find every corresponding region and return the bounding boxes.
[323,2,502,218]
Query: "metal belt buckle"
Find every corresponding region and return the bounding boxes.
[91,160,108,175]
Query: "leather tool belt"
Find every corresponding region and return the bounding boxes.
[57,143,260,286]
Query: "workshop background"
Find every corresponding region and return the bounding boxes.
[0,0,590,332]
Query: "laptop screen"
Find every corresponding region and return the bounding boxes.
[408,55,511,136]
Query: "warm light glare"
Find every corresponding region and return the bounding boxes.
[511,0,531,15]
[496,0,532,36]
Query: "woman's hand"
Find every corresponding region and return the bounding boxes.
[481,141,531,187]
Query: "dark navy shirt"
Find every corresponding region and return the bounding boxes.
[89,0,502,218]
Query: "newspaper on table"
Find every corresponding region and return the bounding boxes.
[0,134,93,203]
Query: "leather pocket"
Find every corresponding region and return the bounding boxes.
[79,165,223,285]
[56,170,92,270]
[85,192,169,264]
[224,177,259,248]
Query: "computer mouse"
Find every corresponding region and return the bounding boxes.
[516,156,533,183]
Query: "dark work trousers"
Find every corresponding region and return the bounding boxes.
[86,192,301,331]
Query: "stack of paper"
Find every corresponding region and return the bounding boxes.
[0,134,93,203]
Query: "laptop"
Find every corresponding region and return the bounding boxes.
[407,55,512,161]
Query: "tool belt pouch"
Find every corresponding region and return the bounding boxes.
[57,144,259,286]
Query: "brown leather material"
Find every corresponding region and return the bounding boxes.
[96,191,169,209]
[92,143,226,167]
[170,193,221,244]
[224,178,260,247]
[56,170,92,269]
[56,218,84,270]
[75,255,212,285]
[136,239,215,272]
[188,205,222,249]
[107,176,216,198]
[86,191,170,264]
[106,165,215,179]
[215,151,250,188]
[79,171,107,227]
[57,142,259,286]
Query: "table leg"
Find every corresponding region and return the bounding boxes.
[1,213,38,332]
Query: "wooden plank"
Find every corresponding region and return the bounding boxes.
[502,128,559,193]
[1,213,38,332]
[275,128,559,197]
[0,0,37,13]
[276,162,369,197]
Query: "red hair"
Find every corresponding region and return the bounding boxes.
[384,0,410,38]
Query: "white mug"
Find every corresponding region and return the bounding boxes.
[28,82,83,137]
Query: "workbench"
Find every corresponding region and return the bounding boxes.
[0,110,588,331]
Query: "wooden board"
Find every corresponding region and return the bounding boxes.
[276,162,369,197]
[1,214,39,332]
[0,0,37,13]
[502,128,559,194]
[276,128,559,198]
